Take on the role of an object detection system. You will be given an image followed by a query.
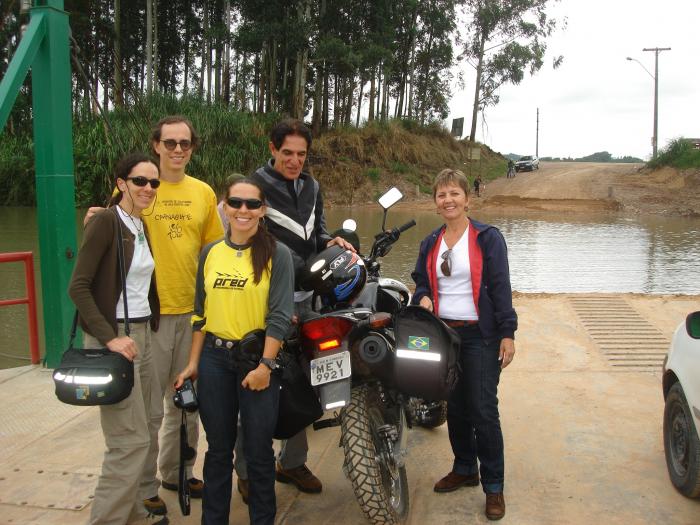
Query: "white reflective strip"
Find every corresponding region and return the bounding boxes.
[325,400,346,409]
[53,372,113,385]
[266,208,307,239]
[303,204,316,238]
[396,349,442,362]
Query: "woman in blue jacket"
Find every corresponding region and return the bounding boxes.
[411,168,517,521]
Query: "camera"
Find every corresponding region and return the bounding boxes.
[173,378,198,412]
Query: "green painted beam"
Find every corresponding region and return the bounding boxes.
[30,0,77,368]
[0,14,46,129]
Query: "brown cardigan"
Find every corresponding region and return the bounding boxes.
[68,207,159,345]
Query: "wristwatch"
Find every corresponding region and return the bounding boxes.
[259,357,280,371]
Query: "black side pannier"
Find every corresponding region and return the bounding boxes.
[53,347,134,406]
[392,306,461,401]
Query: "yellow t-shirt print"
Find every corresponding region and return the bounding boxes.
[142,175,223,314]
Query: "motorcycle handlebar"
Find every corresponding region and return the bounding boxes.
[397,219,416,233]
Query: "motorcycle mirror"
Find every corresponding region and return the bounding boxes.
[378,187,403,210]
[330,222,361,252]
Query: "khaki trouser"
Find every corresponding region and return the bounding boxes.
[86,322,162,525]
[149,313,199,486]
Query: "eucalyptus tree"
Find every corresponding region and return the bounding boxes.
[461,0,563,141]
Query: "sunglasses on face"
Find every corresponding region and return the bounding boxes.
[126,176,161,188]
[226,197,263,210]
[440,249,452,277]
[160,139,193,151]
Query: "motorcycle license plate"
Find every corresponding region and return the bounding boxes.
[310,351,351,386]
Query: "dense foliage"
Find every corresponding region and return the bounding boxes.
[647,139,700,170]
[1,0,464,134]
[0,94,278,206]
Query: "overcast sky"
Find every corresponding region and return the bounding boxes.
[444,0,700,160]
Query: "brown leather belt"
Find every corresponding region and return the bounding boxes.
[442,319,478,328]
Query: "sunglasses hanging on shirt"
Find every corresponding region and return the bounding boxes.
[440,249,452,277]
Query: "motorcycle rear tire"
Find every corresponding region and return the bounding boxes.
[341,385,409,524]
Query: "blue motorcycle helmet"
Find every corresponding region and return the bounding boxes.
[302,245,367,306]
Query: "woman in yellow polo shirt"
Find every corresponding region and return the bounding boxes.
[175,178,294,525]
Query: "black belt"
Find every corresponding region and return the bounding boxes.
[117,315,151,323]
[442,319,478,328]
[205,333,240,350]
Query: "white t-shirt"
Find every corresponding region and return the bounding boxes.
[116,207,155,319]
[437,226,478,320]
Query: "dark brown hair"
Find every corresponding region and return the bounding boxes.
[108,152,159,206]
[269,118,312,150]
[150,115,199,154]
[227,178,276,285]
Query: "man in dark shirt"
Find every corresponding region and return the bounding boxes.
[235,119,354,500]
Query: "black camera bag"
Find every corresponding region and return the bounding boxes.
[53,345,134,405]
[392,305,461,401]
[54,213,134,406]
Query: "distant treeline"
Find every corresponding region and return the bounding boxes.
[539,152,643,163]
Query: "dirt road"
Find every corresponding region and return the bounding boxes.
[472,162,700,216]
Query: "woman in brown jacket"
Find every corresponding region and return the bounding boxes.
[68,152,166,525]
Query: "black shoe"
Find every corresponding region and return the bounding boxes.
[161,477,204,498]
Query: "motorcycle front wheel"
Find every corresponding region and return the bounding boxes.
[341,385,409,524]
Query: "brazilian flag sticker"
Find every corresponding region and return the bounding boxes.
[408,336,430,350]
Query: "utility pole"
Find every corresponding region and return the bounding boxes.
[643,47,671,158]
[536,107,539,157]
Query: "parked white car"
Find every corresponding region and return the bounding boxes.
[514,155,539,172]
[662,311,700,498]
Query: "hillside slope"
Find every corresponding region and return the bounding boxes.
[308,121,505,205]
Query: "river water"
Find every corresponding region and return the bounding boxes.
[1,206,700,368]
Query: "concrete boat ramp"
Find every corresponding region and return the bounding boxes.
[1,294,699,524]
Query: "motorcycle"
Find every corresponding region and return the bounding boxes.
[296,187,446,524]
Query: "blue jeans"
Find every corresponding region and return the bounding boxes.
[197,343,280,525]
[448,325,504,494]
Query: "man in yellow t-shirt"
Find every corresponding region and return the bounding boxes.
[143,116,223,515]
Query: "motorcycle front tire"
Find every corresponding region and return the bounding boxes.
[341,385,409,525]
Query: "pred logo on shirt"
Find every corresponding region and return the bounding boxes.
[213,271,248,289]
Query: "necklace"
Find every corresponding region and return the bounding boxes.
[119,205,145,243]
[230,241,250,257]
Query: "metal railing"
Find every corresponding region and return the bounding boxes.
[0,252,40,364]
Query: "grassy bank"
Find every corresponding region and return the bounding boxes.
[647,138,700,171]
[0,96,505,206]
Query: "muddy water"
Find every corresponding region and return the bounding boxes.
[1,206,700,368]
[323,207,700,294]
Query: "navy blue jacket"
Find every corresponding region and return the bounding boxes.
[411,218,517,341]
